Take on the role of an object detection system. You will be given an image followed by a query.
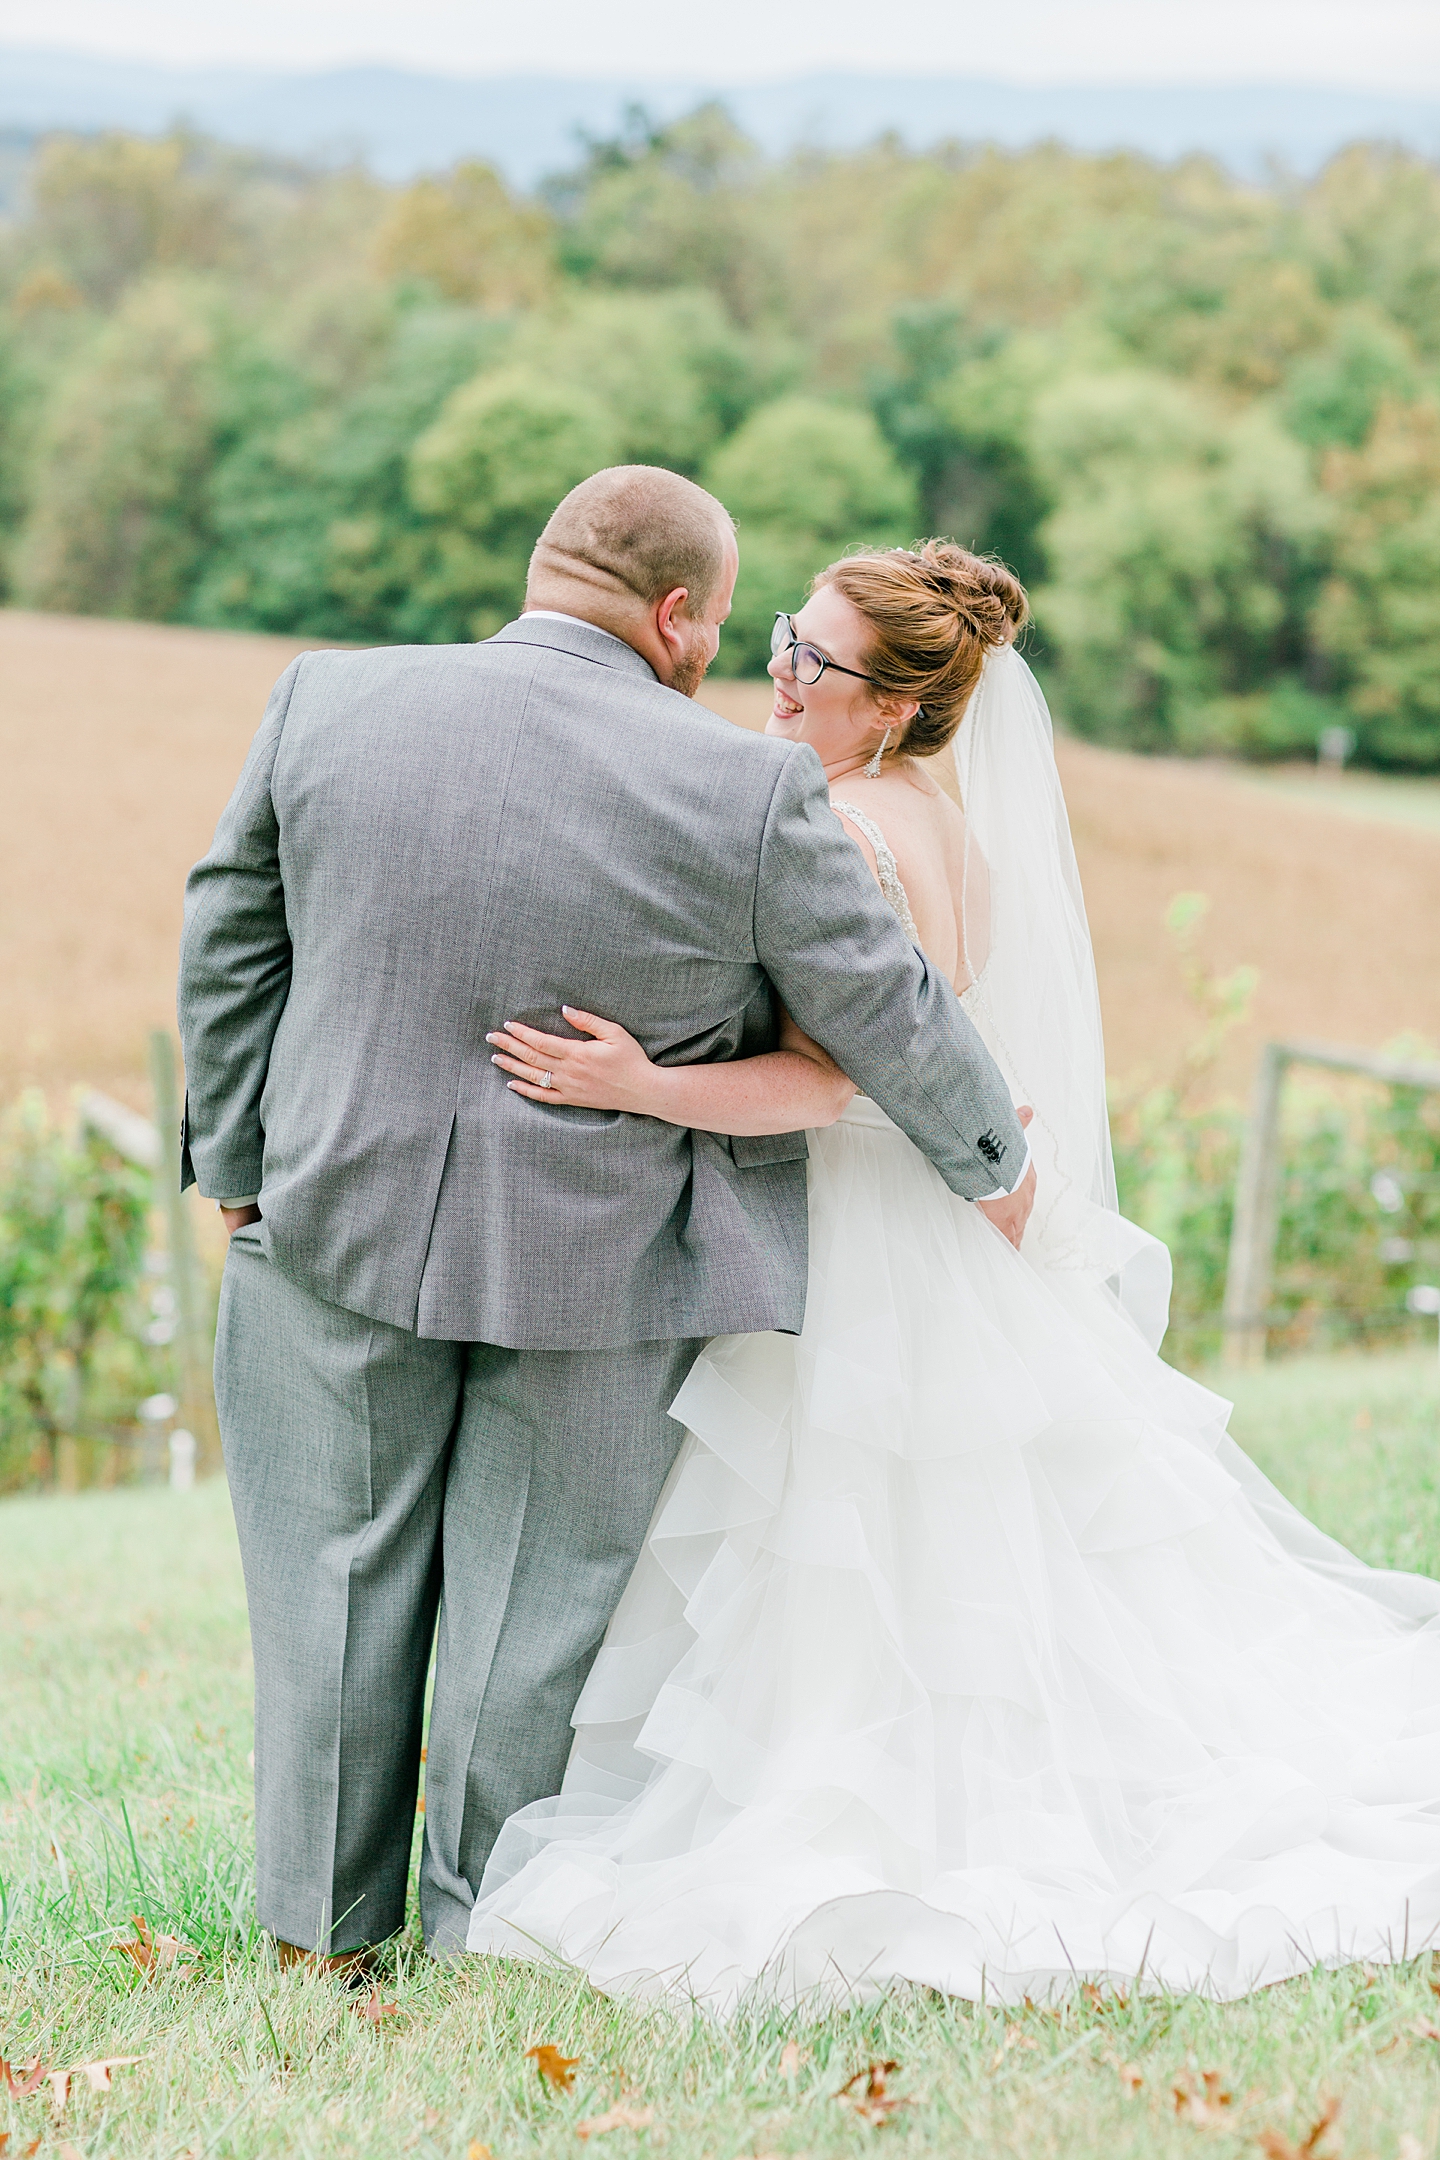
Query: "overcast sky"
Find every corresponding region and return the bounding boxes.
[4,0,1437,93]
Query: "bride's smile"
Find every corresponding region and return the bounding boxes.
[765,581,919,783]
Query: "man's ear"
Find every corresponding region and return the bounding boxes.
[654,586,691,652]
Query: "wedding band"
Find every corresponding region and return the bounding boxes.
[540,1070,555,1090]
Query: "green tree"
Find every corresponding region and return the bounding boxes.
[1032,371,1325,751]
[1283,308,1420,451]
[190,300,504,639]
[550,105,777,325]
[27,131,248,307]
[372,161,554,308]
[407,367,619,638]
[506,288,775,474]
[705,396,918,672]
[1317,397,1440,768]
[15,277,224,619]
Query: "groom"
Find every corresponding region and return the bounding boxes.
[179,464,1032,1963]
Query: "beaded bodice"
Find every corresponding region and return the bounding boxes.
[832,800,920,942]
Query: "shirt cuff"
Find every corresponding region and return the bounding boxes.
[975,1135,1031,1203]
[216,1196,259,1210]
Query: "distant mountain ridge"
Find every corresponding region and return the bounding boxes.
[2,47,1438,188]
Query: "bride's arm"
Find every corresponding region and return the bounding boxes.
[486,1005,855,1135]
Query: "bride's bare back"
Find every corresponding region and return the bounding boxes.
[830,759,988,992]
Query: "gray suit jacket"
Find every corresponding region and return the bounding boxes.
[179,615,1026,1348]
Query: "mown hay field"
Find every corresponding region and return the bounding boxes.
[5,607,1440,1113]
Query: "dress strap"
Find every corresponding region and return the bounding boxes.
[832,800,921,942]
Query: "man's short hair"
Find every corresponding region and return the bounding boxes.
[528,465,733,619]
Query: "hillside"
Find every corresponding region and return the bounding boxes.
[5,608,1439,1117]
[5,54,1439,184]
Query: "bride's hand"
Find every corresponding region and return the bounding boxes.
[487,1007,664,1115]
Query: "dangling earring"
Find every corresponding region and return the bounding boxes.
[862,726,891,779]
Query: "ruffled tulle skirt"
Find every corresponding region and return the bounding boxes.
[466,1098,1440,2008]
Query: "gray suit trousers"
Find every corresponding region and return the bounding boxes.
[216,1223,700,1955]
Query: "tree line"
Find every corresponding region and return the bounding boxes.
[1,108,1438,765]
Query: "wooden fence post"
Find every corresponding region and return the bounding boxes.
[1221,1037,1440,1368]
[147,1029,219,1467]
[1221,1041,1289,1367]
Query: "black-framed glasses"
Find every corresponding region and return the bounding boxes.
[770,612,877,688]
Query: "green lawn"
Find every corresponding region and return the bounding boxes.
[4,1349,1440,2159]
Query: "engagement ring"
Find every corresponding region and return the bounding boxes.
[540,1070,555,1090]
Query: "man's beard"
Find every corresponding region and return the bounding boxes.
[670,638,712,700]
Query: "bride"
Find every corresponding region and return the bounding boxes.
[470,540,1440,2008]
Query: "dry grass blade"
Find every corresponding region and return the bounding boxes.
[576,2103,655,2138]
[777,2041,806,2079]
[837,2059,910,2127]
[527,2045,581,2093]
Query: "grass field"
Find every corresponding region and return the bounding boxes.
[5,608,1440,1115]
[5,1348,1440,2160]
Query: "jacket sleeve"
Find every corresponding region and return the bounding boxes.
[752,742,1027,1202]
[176,658,301,1199]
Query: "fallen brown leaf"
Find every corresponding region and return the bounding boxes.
[1116,2062,1144,2094]
[47,2070,72,2115]
[114,1916,190,1975]
[467,2143,492,2160]
[990,2024,1039,2065]
[58,2145,84,2160]
[0,2132,8,2155]
[351,1984,399,2026]
[0,2060,45,2100]
[80,2057,142,2094]
[1258,2095,1342,2160]
[836,2060,911,2127]
[528,2045,580,2093]
[778,2041,806,2079]
[423,2108,442,2130]
[1171,2068,1234,2125]
[1412,2018,1440,2041]
[576,2103,655,2138]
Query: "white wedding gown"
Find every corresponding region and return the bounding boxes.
[466,652,1440,2009]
